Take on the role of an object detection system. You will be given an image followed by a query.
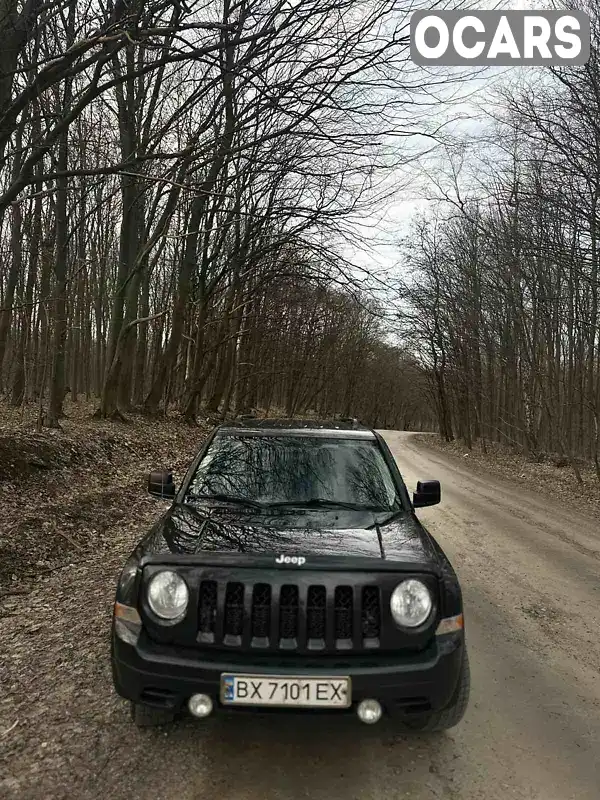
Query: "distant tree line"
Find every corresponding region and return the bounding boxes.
[399,8,600,480]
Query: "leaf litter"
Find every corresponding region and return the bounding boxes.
[0,400,210,799]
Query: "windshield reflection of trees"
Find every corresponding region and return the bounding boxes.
[188,436,395,509]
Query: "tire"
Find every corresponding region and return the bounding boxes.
[130,701,176,728]
[404,649,470,733]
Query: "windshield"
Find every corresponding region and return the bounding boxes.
[187,435,399,510]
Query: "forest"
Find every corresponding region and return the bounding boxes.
[0,0,434,433]
[0,0,599,481]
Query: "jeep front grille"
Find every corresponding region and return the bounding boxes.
[198,579,381,652]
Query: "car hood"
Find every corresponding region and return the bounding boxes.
[136,502,438,566]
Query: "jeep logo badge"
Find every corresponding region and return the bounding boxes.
[275,555,306,566]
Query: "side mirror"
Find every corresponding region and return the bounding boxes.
[413,479,440,508]
[148,470,176,499]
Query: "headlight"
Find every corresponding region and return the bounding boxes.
[390,579,432,628]
[147,570,189,621]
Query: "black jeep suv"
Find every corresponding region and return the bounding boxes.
[111,419,469,730]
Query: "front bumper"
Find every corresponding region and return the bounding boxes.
[112,628,465,718]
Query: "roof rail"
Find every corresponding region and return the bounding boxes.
[336,415,359,427]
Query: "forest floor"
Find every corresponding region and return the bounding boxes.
[0,399,211,799]
[411,433,600,521]
[0,399,212,589]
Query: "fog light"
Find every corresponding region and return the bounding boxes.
[356,698,382,724]
[188,693,213,718]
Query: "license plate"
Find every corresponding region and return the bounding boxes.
[220,674,351,708]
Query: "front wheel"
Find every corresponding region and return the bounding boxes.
[130,701,176,728]
[404,649,470,733]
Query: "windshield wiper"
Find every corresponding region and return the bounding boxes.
[265,498,384,511]
[186,493,266,510]
[368,508,405,527]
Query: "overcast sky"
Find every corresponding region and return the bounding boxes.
[343,0,553,278]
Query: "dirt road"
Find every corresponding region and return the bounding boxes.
[2,431,599,800]
[382,432,600,800]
